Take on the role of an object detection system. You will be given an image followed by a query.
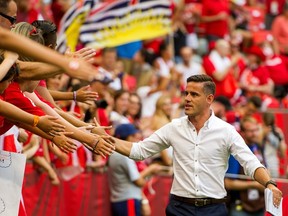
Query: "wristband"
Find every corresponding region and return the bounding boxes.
[73,91,77,101]
[33,115,40,127]
[265,180,277,188]
[92,139,100,153]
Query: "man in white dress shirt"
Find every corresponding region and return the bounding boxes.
[111,74,282,216]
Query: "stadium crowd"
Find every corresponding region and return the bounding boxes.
[1,0,288,215]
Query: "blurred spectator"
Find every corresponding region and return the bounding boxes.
[225,116,265,216]
[175,46,205,90]
[0,0,17,29]
[201,0,230,44]
[137,42,174,119]
[240,45,279,109]
[14,0,43,23]
[89,72,113,128]
[152,41,174,95]
[203,39,241,100]
[271,3,288,55]
[265,0,287,30]
[109,90,130,131]
[227,95,262,131]
[99,47,122,92]
[244,0,265,32]
[109,123,168,216]
[260,40,288,99]
[31,20,57,49]
[182,0,202,50]
[147,95,173,166]
[132,48,156,89]
[262,112,287,178]
[229,0,249,31]
[126,93,142,130]
[229,31,247,88]
[51,0,65,28]
[116,41,142,75]
[211,95,232,120]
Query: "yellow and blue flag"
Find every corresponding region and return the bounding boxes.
[57,0,172,52]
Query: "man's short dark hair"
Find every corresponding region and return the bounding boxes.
[247,96,262,109]
[0,0,12,13]
[32,20,57,47]
[187,74,216,95]
[214,95,232,111]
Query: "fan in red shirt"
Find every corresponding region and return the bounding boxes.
[258,40,288,99]
[202,39,241,100]
[201,0,230,42]
[240,46,279,109]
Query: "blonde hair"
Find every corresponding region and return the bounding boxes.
[151,95,172,130]
[11,22,44,61]
[155,95,171,117]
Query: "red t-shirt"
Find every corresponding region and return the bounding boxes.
[249,66,270,85]
[266,0,286,15]
[0,82,45,135]
[265,55,288,85]
[202,0,229,37]
[239,65,280,108]
[202,56,238,98]
[244,5,265,32]
[184,0,202,33]
[3,82,45,116]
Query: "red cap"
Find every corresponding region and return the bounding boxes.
[244,45,266,61]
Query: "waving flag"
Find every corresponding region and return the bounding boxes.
[57,0,96,53]
[57,0,172,52]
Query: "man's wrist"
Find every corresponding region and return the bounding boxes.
[265,180,277,188]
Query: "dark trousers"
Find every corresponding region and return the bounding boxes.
[111,199,141,216]
[166,195,228,216]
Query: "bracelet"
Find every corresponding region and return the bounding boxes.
[51,136,56,145]
[265,180,277,188]
[73,91,77,101]
[33,115,40,127]
[92,139,100,153]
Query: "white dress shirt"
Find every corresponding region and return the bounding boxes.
[129,113,264,199]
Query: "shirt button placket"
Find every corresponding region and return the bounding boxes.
[194,136,200,195]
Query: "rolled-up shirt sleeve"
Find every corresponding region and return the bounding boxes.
[228,127,265,179]
[129,125,171,160]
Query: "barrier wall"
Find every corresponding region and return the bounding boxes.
[22,163,288,216]
[22,164,172,216]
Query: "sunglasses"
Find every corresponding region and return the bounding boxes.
[0,12,16,25]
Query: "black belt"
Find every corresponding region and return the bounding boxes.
[171,194,226,207]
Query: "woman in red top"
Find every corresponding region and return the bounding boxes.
[0,54,65,137]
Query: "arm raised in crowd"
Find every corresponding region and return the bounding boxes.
[0,100,65,134]
[24,92,115,157]
[0,51,18,81]
[49,85,98,104]
[16,122,76,154]
[0,27,100,81]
